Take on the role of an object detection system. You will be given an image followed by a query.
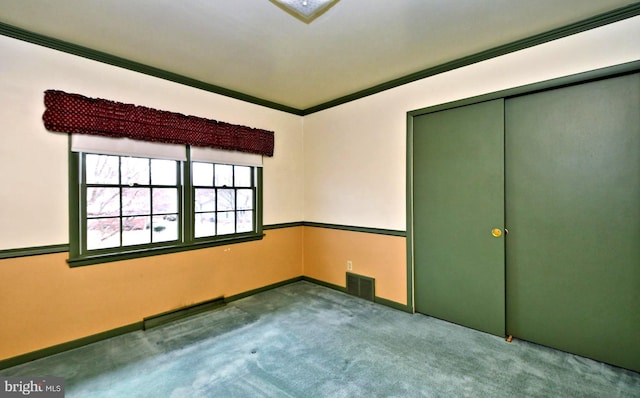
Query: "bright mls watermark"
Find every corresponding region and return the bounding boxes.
[0,377,64,397]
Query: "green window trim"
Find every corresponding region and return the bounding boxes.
[66,234,265,267]
[68,149,264,267]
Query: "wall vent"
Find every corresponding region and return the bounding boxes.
[346,272,375,301]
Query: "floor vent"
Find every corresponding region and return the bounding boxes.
[346,272,375,301]
[143,296,226,330]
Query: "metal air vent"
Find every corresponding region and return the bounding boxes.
[346,272,375,301]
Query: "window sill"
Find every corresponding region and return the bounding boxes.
[67,233,265,267]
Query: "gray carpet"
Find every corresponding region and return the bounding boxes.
[2,281,639,397]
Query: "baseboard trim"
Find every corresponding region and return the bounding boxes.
[301,276,343,291]
[374,296,413,313]
[225,276,304,303]
[0,322,142,370]
[302,276,412,313]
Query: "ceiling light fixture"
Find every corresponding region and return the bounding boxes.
[270,0,340,23]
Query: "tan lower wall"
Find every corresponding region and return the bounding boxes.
[302,227,407,305]
[0,227,303,361]
[0,225,408,362]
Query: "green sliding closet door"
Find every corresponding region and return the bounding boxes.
[413,99,505,336]
[505,73,640,372]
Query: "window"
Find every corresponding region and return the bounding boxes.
[45,91,271,266]
[192,162,256,238]
[83,154,181,251]
[69,149,263,266]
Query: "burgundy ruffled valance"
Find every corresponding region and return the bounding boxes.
[43,90,274,156]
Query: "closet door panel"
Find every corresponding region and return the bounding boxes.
[414,99,505,336]
[505,73,640,372]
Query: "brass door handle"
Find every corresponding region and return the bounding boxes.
[491,228,502,238]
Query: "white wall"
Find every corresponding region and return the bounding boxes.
[303,16,640,231]
[0,35,304,250]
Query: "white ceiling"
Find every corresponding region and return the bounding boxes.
[0,0,637,111]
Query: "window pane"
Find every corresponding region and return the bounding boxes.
[152,215,178,243]
[235,166,251,187]
[87,187,120,217]
[153,188,178,214]
[215,164,233,187]
[151,159,177,185]
[86,218,120,250]
[218,189,235,211]
[122,216,151,246]
[86,154,119,184]
[238,210,254,233]
[195,213,215,238]
[122,216,149,231]
[217,211,235,235]
[237,189,253,210]
[121,157,149,186]
[193,162,213,187]
[195,189,215,212]
[122,188,151,216]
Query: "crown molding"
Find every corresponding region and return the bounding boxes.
[0,21,303,115]
[303,3,640,115]
[1,3,639,116]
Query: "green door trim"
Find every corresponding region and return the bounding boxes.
[406,60,640,312]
